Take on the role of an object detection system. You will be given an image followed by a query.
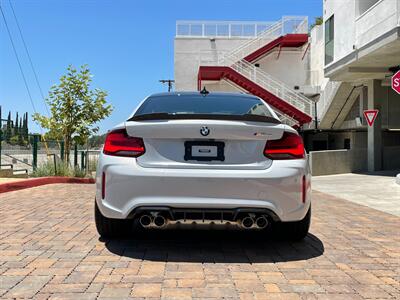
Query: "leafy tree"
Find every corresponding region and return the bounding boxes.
[33,65,112,163]
[310,17,323,30]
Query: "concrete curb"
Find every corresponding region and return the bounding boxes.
[0,177,95,194]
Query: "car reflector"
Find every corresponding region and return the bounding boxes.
[101,171,106,200]
[264,132,305,160]
[103,128,145,157]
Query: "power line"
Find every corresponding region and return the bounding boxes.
[8,0,50,115]
[0,4,38,114]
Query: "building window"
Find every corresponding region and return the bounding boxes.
[325,15,334,65]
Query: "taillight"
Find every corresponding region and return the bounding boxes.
[264,131,305,160]
[103,128,145,157]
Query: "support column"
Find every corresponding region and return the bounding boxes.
[359,86,368,123]
[367,80,384,172]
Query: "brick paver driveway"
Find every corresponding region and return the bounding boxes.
[0,184,399,299]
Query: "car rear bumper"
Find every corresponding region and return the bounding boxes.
[95,154,311,222]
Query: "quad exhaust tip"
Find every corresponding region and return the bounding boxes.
[255,216,269,229]
[241,216,254,228]
[154,215,167,227]
[139,214,152,227]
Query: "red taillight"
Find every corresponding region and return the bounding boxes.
[264,131,305,160]
[103,128,145,157]
[101,172,106,200]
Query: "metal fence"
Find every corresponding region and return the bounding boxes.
[0,133,100,176]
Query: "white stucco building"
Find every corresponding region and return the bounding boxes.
[174,0,400,174]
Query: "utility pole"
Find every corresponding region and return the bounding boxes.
[159,79,175,92]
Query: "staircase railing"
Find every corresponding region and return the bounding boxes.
[221,53,313,117]
[221,16,308,63]
[274,110,298,126]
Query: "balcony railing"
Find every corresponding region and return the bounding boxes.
[176,21,275,38]
[176,16,308,38]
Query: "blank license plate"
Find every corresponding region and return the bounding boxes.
[184,141,225,161]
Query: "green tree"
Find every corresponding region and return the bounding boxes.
[14,112,19,135]
[33,65,112,163]
[23,112,29,140]
[5,111,12,143]
[18,116,23,145]
[310,17,323,30]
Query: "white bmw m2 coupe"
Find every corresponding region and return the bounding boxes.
[95,92,311,240]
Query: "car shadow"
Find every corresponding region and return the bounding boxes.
[103,227,324,263]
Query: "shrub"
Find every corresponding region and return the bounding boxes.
[32,161,89,178]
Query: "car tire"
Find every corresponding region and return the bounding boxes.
[94,200,130,238]
[275,206,311,241]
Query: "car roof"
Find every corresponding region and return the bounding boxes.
[148,91,260,99]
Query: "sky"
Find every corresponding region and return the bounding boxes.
[0,0,322,134]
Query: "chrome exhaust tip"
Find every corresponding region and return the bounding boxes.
[153,215,167,227]
[255,216,269,229]
[241,216,254,229]
[139,214,152,227]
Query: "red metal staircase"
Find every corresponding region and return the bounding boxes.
[198,66,312,125]
[243,34,308,62]
[198,33,312,125]
[196,16,313,126]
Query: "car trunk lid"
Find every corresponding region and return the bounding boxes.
[125,119,285,170]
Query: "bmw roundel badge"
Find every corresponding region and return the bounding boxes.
[200,126,210,136]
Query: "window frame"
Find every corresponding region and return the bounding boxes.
[324,15,334,65]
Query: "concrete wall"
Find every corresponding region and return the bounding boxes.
[310,145,400,176]
[256,49,309,89]
[175,38,246,91]
[306,130,400,175]
[309,25,327,88]
[309,148,368,176]
[202,81,240,93]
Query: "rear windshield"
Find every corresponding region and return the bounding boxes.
[134,94,274,118]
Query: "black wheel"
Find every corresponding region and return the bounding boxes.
[274,206,311,241]
[94,200,131,238]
